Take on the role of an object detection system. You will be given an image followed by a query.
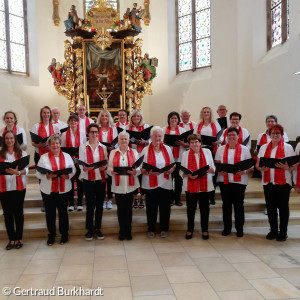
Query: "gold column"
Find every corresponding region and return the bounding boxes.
[144,0,150,26]
[52,0,60,26]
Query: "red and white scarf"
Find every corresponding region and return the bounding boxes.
[48,150,66,193]
[113,149,135,186]
[187,148,208,193]
[165,125,180,159]
[222,126,243,145]
[38,122,54,156]
[86,144,106,182]
[223,143,242,184]
[66,128,80,148]
[78,117,91,134]
[197,122,218,155]
[98,127,113,144]
[263,140,286,185]
[259,133,268,146]
[0,153,24,192]
[116,121,128,128]
[180,122,194,130]
[2,125,17,136]
[147,143,171,187]
[130,125,145,153]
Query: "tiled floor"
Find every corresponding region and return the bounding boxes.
[0,227,300,299]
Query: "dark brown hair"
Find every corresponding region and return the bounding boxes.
[187,134,201,143]
[0,130,22,159]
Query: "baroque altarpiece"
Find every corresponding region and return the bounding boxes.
[50,0,157,120]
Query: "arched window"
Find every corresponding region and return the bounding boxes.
[0,0,28,74]
[267,0,289,50]
[176,0,211,73]
[84,0,119,13]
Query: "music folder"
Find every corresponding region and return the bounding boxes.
[127,126,153,142]
[100,136,118,148]
[61,147,79,156]
[180,165,209,178]
[0,133,23,145]
[116,127,124,134]
[259,155,300,169]
[142,162,176,173]
[36,166,73,176]
[215,158,255,174]
[201,130,223,147]
[113,155,144,175]
[256,145,262,153]
[164,129,194,147]
[30,132,51,144]
[242,135,250,146]
[72,158,107,169]
[0,155,30,175]
[59,127,69,134]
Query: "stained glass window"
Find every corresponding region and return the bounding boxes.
[84,0,119,13]
[0,0,28,74]
[177,0,211,73]
[268,0,289,49]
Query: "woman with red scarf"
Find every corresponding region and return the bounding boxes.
[61,114,84,212]
[36,135,76,246]
[195,107,221,205]
[0,111,27,150]
[256,124,295,242]
[97,110,118,210]
[79,124,108,241]
[220,112,251,150]
[125,109,150,209]
[141,126,175,238]
[215,127,252,237]
[163,111,188,206]
[180,134,215,240]
[0,131,28,250]
[107,131,140,240]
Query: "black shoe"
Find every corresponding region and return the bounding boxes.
[47,236,55,246]
[126,235,133,240]
[210,198,216,205]
[202,233,209,240]
[60,235,68,245]
[222,230,231,236]
[118,235,125,241]
[266,232,278,240]
[185,232,193,240]
[15,240,23,249]
[5,241,15,250]
[236,231,243,238]
[276,233,287,242]
[175,201,183,206]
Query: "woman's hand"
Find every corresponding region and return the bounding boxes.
[212,140,221,145]
[127,169,137,175]
[46,172,57,179]
[218,171,227,176]
[275,162,289,170]
[107,146,115,152]
[5,167,19,175]
[83,165,94,172]
[236,170,246,176]
[61,174,69,179]
[139,138,147,145]
[294,186,300,193]
[99,165,107,172]
[207,167,214,174]
[111,171,118,176]
[260,166,270,172]
[187,174,198,180]
[148,170,160,176]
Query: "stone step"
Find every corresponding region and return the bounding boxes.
[1,210,300,239]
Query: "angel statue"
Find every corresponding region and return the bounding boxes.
[139,53,157,82]
[48,58,65,86]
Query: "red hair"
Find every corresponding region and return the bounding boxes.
[269,124,284,135]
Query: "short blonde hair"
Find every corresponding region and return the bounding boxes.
[129,109,145,127]
[47,134,61,146]
[200,106,215,123]
[97,110,115,127]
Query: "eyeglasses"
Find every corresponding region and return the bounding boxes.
[89,131,98,134]
[271,132,281,135]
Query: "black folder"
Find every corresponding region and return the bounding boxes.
[215,158,255,174]
[36,166,73,176]
[201,130,223,147]
[72,158,107,169]
[259,155,300,168]
[116,127,124,134]
[113,155,144,175]
[180,165,210,178]
[127,126,153,142]
[0,133,23,145]
[100,136,118,148]
[0,155,30,175]
[217,117,228,129]
[142,162,176,173]
[164,129,194,147]
[59,127,69,134]
[256,145,262,152]
[30,132,52,144]
[242,135,250,146]
[61,147,79,156]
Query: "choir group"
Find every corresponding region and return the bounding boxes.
[0,104,299,250]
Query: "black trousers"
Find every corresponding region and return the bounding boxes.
[263,183,291,235]
[219,183,246,232]
[0,190,25,241]
[115,192,134,237]
[83,179,106,231]
[69,165,83,207]
[145,187,172,232]
[173,162,183,202]
[186,191,210,232]
[106,175,113,199]
[42,191,69,238]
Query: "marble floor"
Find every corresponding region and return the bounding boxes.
[1,226,300,300]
